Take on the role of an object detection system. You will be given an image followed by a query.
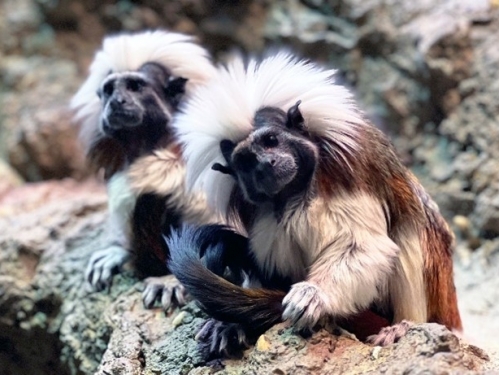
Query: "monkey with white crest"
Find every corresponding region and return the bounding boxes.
[71,30,217,310]
[166,52,462,357]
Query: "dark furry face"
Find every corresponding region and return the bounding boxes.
[97,62,187,143]
[214,102,319,205]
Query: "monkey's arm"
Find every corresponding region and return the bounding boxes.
[127,148,220,310]
[283,194,400,329]
[85,171,135,291]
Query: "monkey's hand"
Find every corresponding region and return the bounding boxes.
[282,281,329,330]
[142,275,189,311]
[85,245,130,292]
[366,320,413,346]
[195,318,250,359]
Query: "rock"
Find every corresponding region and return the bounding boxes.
[0,179,493,374]
[221,323,488,374]
[0,0,45,55]
[0,179,106,373]
[1,55,88,181]
[473,188,499,237]
[434,188,476,218]
[454,239,499,371]
[0,159,24,200]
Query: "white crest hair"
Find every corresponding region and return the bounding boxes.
[174,51,367,215]
[71,30,217,147]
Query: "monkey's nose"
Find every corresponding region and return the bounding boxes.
[116,95,127,104]
[110,97,126,109]
[257,157,276,168]
[255,159,275,179]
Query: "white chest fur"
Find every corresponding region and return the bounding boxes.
[249,211,310,282]
[106,171,137,244]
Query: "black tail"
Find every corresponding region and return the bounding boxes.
[166,225,285,331]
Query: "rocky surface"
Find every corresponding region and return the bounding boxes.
[0,0,94,182]
[0,159,23,200]
[0,180,492,374]
[1,0,499,373]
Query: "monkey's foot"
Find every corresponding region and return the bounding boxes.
[195,319,250,359]
[366,320,413,346]
[142,275,189,311]
[85,245,130,292]
[282,281,329,330]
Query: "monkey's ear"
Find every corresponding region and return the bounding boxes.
[168,76,188,92]
[164,77,188,107]
[220,139,236,164]
[286,100,305,131]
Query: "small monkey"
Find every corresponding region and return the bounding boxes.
[71,30,217,309]
[166,52,462,356]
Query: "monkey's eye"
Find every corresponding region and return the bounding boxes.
[102,82,114,97]
[126,78,144,92]
[262,134,278,148]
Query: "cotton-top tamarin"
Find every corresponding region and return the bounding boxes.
[71,30,217,309]
[166,52,462,356]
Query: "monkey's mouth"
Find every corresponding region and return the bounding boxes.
[106,109,142,127]
[238,165,298,204]
[244,177,283,203]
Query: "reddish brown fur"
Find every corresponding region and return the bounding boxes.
[423,223,462,330]
[420,193,462,330]
[130,144,184,277]
[338,311,391,341]
[87,133,127,179]
[132,196,169,266]
[223,114,461,340]
[317,123,461,331]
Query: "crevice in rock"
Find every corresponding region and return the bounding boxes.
[0,324,71,375]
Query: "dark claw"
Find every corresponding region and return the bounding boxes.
[196,319,250,360]
[195,319,217,342]
[173,284,187,306]
[160,287,173,311]
[297,326,313,338]
[143,284,161,309]
[142,281,189,311]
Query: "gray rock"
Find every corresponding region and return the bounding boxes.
[1,55,88,181]
[0,179,492,374]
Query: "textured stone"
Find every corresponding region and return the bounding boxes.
[1,55,88,181]
[0,179,492,374]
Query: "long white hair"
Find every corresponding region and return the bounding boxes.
[173,51,366,215]
[71,30,217,149]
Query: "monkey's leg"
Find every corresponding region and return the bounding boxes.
[195,319,251,359]
[336,309,391,342]
[142,274,189,310]
[85,226,132,292]
[366,320,413,346]
[86,172,135,292]
[85,244,130,292]
[283,231,400,330]
[133,196,186,311]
